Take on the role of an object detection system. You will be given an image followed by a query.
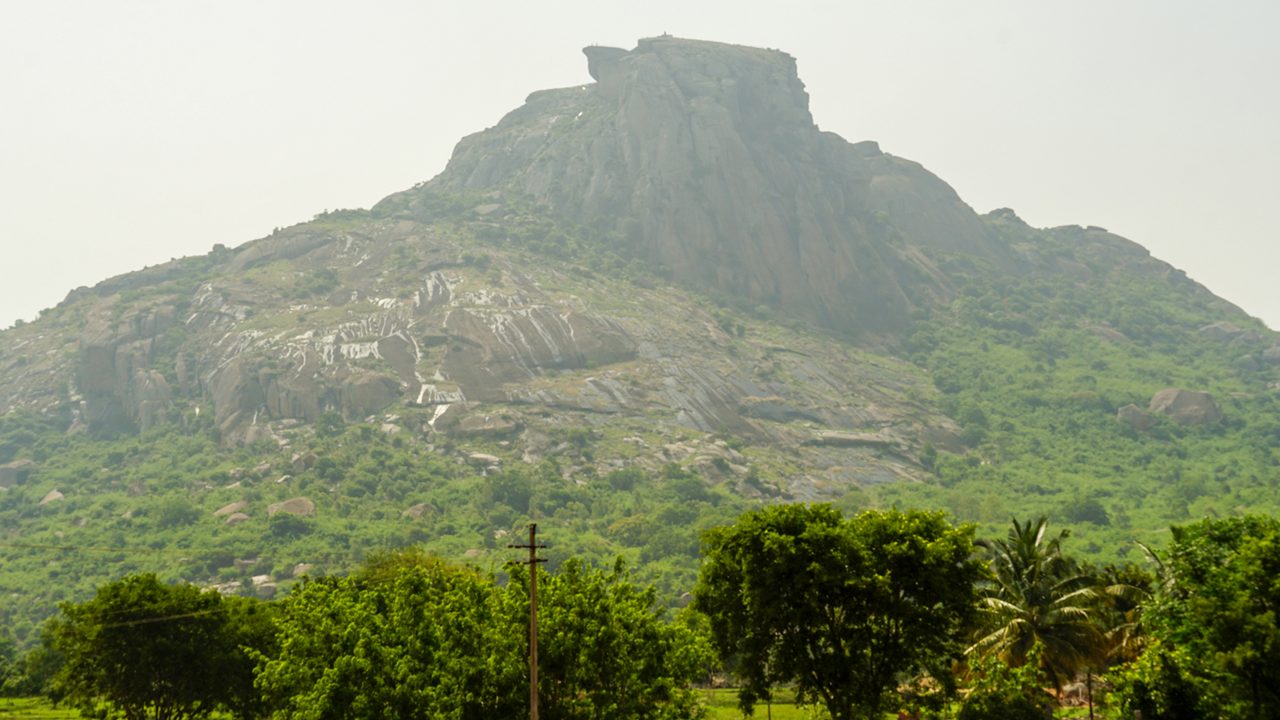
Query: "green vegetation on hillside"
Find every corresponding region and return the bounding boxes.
[881,226,1280,562]
[0,414,759,641]
[11,509,1279,719]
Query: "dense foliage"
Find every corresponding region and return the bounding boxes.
[969,517,1105,689]
[45,573,272,719]
[259,549,707,720]
[0,417,751,645]
[2,198,1279,718]
[11,510,1280,719]
[695,505,981,720]
[258,552,522,719]
[1114,516,1280,719]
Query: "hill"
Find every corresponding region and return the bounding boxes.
[2,36,1278,643]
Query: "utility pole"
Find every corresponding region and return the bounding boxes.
[509,523,547,720]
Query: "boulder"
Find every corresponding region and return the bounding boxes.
[224,512,250,526]
[340,372,401,418]
[1148,388,1222,425]
[0,459,35,488]
[1198,321,1246,342]
[467,452,502,467]
[456,412,523,439]
[291,452,318,473]
[39,489,64,506]
[213,500,248,517]
[1087,325,1130,343]
[267,496,316,518]
[402,503,433,519]
[211,581,243,596]
[1116,404,1155,431]
[1229,331,1266,348]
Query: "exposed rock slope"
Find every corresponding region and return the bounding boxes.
[0,36,1271,502]
[377,36,1009,334]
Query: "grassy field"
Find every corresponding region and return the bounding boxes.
[0,693,1118,719]
[0,698,80,719]
[701,688,824,719]
[699,688,1121,719]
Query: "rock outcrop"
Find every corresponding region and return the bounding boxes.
[0,459,35,488]
[0,34,1270,502]
[1148,388,1223,425]
[379,36,1011,335]
[1116,404,1156,431]
[267,497,316,518]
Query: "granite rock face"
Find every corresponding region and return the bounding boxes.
[1148,388,1223,426]
[0,36,1270,499]
[381,36,1009,335]
[267,497,316,518]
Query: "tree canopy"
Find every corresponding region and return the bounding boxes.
[968,516,1105,690]
[694,504,982,720]
[257,551,522,720]
[47,573,270,720]
[502,557,710,720]
[1117,515,1280,719]
[257,549,707,720]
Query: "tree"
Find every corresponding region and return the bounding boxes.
[0,632,13,695]
[968,517,1105,691]
[1119,515,1280,719]
[1,637,63,698]
[257,550,522,720]
[47,573,268,720]
[501,558,711,720]
[956,649,1053,720]
[694,504,982,720]
[259,550,708,720]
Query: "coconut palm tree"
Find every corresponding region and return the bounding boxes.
[968,517,1106,692]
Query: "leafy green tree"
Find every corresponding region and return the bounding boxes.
[1120,515,1280,719]
[0,632,13,695]
[222,596,280,719]
[1093,561,1153,667]
[694,504,982,720]
[47,573,266,719]
[1110,640,1213,720]
[257,549,522,720]
[501,558,711,720]
[260,550,707,720]
[1,637,62,698]
[956,649,1053,720]
[969,517,1104,691]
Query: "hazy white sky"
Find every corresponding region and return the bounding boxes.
[2,1,1277,329]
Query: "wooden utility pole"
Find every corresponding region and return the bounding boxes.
[509,523,547,720]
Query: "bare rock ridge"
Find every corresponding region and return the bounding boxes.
[377,36,1008,334]
[0,35,1265,498]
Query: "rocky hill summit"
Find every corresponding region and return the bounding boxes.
[378,36,1008,334]
[0,37,1270,490]
[4,37,1280,633]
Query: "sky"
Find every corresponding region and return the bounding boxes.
[2,1,1277,329]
